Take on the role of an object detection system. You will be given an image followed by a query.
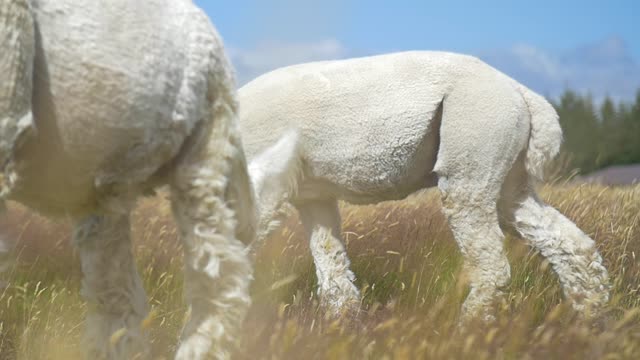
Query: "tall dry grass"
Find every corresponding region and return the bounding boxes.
[0,184,639,359]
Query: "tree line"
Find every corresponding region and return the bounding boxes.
[550,90,640,175]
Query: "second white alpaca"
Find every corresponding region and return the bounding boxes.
[239,51,610,320]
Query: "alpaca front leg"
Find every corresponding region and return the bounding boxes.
[248,129,301,246]
[73,214,150,359]
[297,200,360,317]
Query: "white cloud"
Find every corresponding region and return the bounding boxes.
[229,39,348,85]
[228,36,639,101]
[510,43,562,79]
[480,36,640,101]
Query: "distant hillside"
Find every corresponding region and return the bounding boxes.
[580,163,640,185]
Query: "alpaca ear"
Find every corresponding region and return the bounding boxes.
[248,129,301,202]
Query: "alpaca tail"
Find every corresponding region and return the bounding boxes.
[517,85,563,181]
[207,50,258,246]
[214,96,258,246]
[248,130,302,245]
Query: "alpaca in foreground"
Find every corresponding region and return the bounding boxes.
[240,51,610,320]
[1,0,255,358]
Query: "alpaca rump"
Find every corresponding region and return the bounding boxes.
[240,51,609,320]
[0,0,255,358]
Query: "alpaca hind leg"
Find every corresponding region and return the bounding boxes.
[171,122,253,359]
[499,160,609,315]
[297,200,360,317]
[0,0,36,199]
[73,213,150,359]
[438,177,511,321]
[171,171,252,360]
[514,196,609,313]
[434,77,530,321]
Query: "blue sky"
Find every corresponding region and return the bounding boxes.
[196,0,640,100]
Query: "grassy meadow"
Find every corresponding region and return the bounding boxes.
[0,183,639,359]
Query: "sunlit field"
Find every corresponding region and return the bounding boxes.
[1,183,639,359]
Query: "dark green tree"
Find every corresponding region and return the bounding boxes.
[552,89,640,175]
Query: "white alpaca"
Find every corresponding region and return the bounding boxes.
[239,51,610,320]
[1,0,255,358]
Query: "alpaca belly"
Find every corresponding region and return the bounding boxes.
[334,155,437,204]
[303,123,439,204]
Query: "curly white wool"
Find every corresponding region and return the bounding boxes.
[0,0,255,359]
